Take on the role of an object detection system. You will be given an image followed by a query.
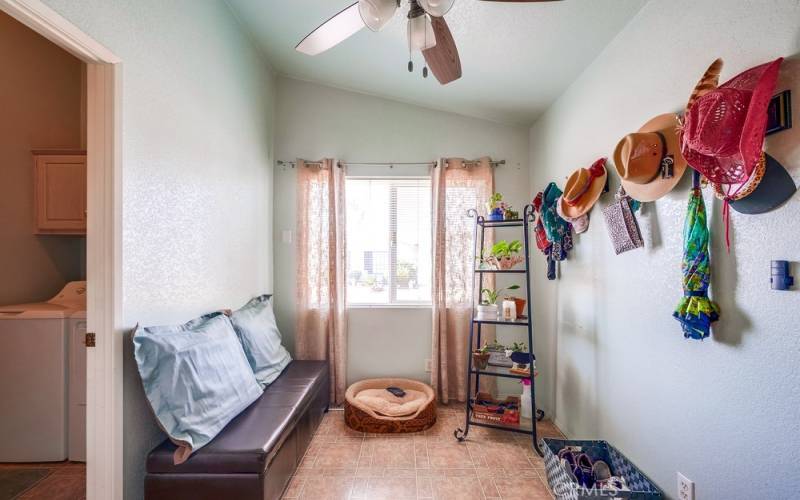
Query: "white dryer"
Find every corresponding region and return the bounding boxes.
[0,281,86,462]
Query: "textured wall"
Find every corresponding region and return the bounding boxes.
[528,1,800,498]
[39,1,276,498]
[273,77,530,390]
[0,12,85,306]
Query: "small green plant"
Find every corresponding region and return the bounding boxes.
[508,341,528,353]
[486,340,506,351]
[481,285,520,305]
[486,192,503,212]
[475,342,491,355]
[489,240,522,259]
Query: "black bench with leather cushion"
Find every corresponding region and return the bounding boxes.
[145,360,329,500]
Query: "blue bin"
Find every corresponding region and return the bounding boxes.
[543,438,663,499]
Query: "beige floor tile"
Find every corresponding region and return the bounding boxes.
[363,477,417,499]
[493,476,552,499]
[431,476,484,500]
[298,476,353,500]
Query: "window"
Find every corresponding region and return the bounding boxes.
[346,177,432,306]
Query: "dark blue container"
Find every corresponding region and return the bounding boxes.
[771,260,794,290]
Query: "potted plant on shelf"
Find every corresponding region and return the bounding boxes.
[505,342,533,374]
[472,342,491,370]
[477,284,520,319]
[486,240,524,270]
[511,297,527,318]
[485,193,504,220]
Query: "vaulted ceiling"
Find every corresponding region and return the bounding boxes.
[226,0,646,125]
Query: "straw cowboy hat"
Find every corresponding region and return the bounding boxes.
[558,158,607,219]
[556,197,589,234]
[613,114,688,202]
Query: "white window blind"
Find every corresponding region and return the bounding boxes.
[345,177,432,306]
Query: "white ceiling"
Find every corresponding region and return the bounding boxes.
[226,0,647,125]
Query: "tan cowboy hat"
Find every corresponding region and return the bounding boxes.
[613,113,688,202]
[558,158,607,219]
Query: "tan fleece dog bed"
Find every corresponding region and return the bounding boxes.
[344,378,436,433]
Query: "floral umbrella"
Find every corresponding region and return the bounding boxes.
[673,172,720,339]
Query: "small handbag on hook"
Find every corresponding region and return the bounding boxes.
[602,186,643,255]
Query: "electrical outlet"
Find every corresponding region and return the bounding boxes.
[677,472,695,500]
[425,359,432,372]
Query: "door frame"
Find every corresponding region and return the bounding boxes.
[0,1,123,499]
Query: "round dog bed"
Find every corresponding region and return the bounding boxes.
[345,378,436,433]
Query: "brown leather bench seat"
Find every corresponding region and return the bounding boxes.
[145,360,330,500]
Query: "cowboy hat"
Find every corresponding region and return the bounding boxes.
[556,197,589,234]
[613,114,688,202]
[558,158,607,219]
[681,58,783,185]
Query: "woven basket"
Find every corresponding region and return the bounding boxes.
[543,438,662,499]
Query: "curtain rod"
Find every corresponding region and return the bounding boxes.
[276,160,506,168]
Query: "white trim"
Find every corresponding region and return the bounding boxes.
[0,2,123,500]
[0,0,119,63]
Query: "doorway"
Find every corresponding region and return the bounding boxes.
[0,0,122,499]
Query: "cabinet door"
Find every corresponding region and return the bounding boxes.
[34,154,87,234]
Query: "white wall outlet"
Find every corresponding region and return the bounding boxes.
[281,229,293,244]
[677,472,695,500]
[425,359,432,373]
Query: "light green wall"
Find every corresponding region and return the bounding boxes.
[528,1,800,498]
[39,1,276,498]
[273,77,531,394]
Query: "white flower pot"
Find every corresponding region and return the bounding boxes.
[476,304,498,319]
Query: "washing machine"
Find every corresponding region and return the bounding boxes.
[0,281,87,462]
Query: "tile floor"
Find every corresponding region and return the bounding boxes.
[0,461,85,500]
[283,406,565,499]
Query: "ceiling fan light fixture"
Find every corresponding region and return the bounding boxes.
[407,14,436,52]
[418,0,455,17]
[296,2,365,56]
[358,0,397,32]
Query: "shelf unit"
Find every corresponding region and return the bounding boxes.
[454,205,544,457]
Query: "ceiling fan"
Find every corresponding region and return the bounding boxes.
[295,0,561,85]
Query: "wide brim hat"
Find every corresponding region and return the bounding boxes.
[556,196,589,233]
[613,114,688,202]
[558,158,607,219]
[681,58,783,184]
[727,153,797,214]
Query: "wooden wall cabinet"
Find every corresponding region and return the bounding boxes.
[33,151,87,235]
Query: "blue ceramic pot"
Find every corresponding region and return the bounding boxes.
[510,351,531,365]
[488,208,504,221]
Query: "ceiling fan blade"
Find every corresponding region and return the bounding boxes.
[296,2,364,56]
[422,17,461,85]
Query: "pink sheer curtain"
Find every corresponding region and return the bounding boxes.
[295,159,347,405]
[431,157,495,404]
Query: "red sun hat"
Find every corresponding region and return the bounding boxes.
[680,58,783,185]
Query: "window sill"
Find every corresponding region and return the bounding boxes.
[347,303,432,310]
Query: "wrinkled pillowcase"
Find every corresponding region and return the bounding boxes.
[133,312,263,465]
[228,295,292,387]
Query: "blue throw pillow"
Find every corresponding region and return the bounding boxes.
[133,312,263,464]
[229,295,292,387]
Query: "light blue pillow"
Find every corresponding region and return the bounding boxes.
[229,295,292,387]
[132,312,263,464]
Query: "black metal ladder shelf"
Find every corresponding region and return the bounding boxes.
[453,204,544,457]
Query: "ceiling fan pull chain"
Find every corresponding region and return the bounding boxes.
[408,59,413,72]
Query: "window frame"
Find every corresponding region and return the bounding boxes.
[345,175,433,308]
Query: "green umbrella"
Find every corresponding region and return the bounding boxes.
[673,172,720,340]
